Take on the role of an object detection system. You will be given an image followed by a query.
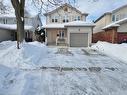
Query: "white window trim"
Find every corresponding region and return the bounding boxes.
[58,30,65,39]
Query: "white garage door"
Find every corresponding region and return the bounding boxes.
[70,33,88,47]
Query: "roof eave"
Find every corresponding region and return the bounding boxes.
[64,25,95,27]
[112,4,127,13]
[102,25,120,30]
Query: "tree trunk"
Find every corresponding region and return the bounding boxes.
[11,0,25,49]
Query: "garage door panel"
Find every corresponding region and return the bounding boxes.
[70,33,88,47]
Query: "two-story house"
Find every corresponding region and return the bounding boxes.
[43,3,95,47]
[93,4,127,43]
[0,10,42,42]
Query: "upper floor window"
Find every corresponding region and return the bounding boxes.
[52,18,54,23]
[63,15,69,23]
[78,16,81,21]
[112,14,127,22]
[112,15,115,22]
[52,16,58,23]
[3,19,7,24]
[55,16,58,22]
[116,17,119,21]
[116,15,119,21]
[74,16,81,21]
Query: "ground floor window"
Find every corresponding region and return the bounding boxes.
[59,31,64,39]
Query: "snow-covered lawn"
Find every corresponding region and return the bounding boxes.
[0,41,127,95]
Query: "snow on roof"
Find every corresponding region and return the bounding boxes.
[43,23,65,28]
[102,18,127,29]
[64,21,95,27]
[0,14,15,18]
[0,24,34,31]
[116,18,127,24]
[43,21,95,28]
[102,23,120,29]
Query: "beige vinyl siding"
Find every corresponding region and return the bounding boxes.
[94,14,111,33]
[117,23,127,32]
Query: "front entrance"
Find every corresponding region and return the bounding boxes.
[46,28,67,45]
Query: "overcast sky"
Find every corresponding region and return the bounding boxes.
[77,0,127,21]
[3,0,127,22]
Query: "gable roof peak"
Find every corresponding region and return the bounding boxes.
[44,3,88,16]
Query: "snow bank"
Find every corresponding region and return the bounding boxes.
[0,41,48,68]
[91,41,127,63]
[22,41,48,66]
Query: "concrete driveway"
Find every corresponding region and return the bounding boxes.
[21,47,127,95]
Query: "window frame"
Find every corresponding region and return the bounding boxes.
[63,15,69,23]
[112,15,115,22]
[59,31,64,39]
[51,16,59,23]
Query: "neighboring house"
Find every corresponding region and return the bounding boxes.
[43,3,95,47]
[93,4,127,43]
[94,12,112,33]
[0,11,42,42]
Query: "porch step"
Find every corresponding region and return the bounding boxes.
[56,38,67,46]
[57,43,67,46]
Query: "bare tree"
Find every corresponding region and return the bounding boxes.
[11,0,25,49]
[0,0,10,14]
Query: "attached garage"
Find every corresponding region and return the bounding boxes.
[65,21,95,47]
[70,33,88,47]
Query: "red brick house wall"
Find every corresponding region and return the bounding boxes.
[93,27,127,43]
[92,31,105,43]
[92,28,117,43]
[117,32,127,43]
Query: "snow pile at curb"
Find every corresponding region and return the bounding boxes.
[0,41,48,68]
[91,41,127,63]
